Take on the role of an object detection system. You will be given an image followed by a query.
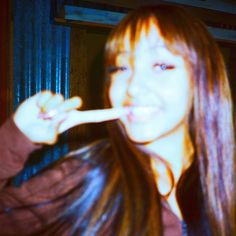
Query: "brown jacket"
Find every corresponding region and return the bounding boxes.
[0,118,182,236]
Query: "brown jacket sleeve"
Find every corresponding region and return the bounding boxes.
[0,118,42,188]
[0,118,88,235]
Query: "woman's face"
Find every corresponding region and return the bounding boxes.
[108,23,193,143]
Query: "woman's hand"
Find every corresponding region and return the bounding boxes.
[13,91,82,144]
[13,91,127,145]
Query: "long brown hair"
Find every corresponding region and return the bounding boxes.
[105,4,235,236]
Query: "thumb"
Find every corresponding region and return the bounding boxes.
[44,113,69,144]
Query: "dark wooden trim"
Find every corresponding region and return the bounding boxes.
[0,0,12,124]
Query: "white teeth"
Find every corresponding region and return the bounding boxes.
[126,106,158,117]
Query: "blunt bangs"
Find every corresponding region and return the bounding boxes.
[104,5,202,70]
[105,12,160,68]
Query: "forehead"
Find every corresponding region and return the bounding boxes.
[116,23,167,60]
[117,25,179,65]
[114,21,188,69]
[117,23,166,58]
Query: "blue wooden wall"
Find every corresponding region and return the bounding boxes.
[13,0,71,185]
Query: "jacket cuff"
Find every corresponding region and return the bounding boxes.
[0,117,42,179]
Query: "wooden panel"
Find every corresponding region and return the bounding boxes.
[69,26,110,146]
[69,28,89,145]
[55,3,236,42]
[163,0,236,15]
[0,0,12,124]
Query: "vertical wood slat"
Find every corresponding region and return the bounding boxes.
[69,28,90,146]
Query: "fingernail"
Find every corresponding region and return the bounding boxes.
[38,109,58,120]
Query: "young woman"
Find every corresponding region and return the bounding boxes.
[0,4,235,236]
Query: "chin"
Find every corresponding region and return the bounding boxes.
[125,127,161,144]
[119,118,160,143]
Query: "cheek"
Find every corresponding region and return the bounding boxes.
[160,74,192,114]
[108,80,128,106]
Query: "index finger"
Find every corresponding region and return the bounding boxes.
[79,107,127,123]
[58,108,127,133]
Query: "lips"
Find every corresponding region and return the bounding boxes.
[125,106,160,122]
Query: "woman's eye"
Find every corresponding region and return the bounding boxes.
[153,63,175,71]
[107,66,128,74]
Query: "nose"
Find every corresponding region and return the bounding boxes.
[127,72,143,97]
